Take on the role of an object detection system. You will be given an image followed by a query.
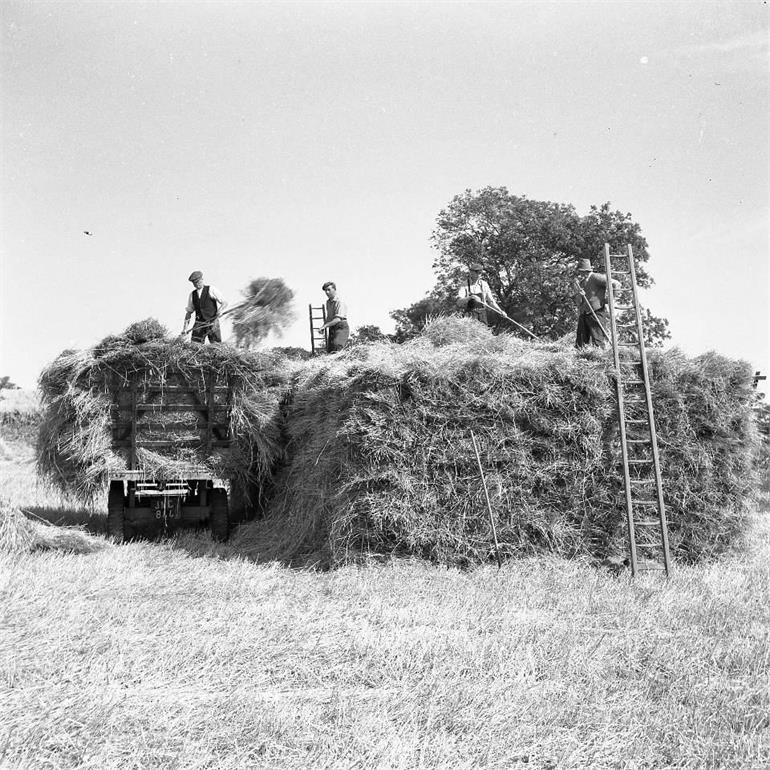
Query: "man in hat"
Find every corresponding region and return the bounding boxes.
[573,258,620,348]
[316,281,349,353]
[456,262,504,325]
[182,271,228,343]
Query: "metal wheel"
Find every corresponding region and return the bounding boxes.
[107,481,125,542]
[209,488,230,542]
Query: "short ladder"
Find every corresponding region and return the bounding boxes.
[603,243,672,577]
[308,304,327,355]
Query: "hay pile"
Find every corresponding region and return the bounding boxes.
[37,319,287,505]
[0,498,106,556]
[259,316,758,567]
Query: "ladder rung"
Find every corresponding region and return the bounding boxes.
[621,380,645,385]
[625,418,647,424]
[618,342,640,347]
[614,305,636,311]
[628,459,653,465]
[632,520,661,526]
[629,479,656,484]
[612,270,631,275]
[626,439,650,444]
[631,500,658,506]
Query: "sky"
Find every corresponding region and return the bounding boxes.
[1,1,768,395]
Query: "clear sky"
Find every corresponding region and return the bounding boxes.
[2,1,768,394]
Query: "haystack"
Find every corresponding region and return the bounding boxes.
[37,320,287,506]
[257,316,758,566]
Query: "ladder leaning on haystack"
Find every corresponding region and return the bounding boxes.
[308,304,328,355]
[604,243,672,577]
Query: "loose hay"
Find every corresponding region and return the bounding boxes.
[230,277,297,348]
[0,498,105,556]
[254,316,758,567]
[37,319,287,507]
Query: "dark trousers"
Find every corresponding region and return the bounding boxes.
[466,296,488,325]
[466,308,489,325]
[576,310,609,348]
[326,321,350,353]
[191,318,222,344]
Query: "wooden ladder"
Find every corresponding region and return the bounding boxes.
[603,243,672,576]
[308,304,327,355]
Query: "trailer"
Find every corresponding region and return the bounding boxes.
[105,371,235,542]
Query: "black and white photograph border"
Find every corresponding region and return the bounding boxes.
[1,2,768,768]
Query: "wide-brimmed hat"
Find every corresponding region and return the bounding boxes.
[469,262,484,272]
[188,270,203,282]
[576,259,593,272]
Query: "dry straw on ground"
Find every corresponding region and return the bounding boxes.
[249,316,758,567]
[36,319,288,507]
[0,497,105,556]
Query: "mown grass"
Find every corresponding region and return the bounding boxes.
[1,438,769,769]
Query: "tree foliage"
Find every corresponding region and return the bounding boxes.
[230,277,297,349]
[349,325,392,346]
[391,187,670,344]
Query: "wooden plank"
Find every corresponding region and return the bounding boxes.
[130,382,138,471]
[113,439,232,448]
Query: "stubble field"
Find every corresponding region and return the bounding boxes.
[1,430,769,769]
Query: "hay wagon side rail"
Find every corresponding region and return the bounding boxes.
[110,377,232,466]
[106,371,235,543]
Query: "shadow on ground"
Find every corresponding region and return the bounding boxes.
[24,506,109,535]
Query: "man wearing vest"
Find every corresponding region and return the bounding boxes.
[456,262,504,325]
[573,258,620,348]
[182,271,228,343]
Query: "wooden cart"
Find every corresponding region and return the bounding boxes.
[106,371,234,542]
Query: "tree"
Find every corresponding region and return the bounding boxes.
[230,277,297,349]
[392,187,670,345]
[348,325,392,345]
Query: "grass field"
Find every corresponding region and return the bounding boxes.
[1,432,769,769]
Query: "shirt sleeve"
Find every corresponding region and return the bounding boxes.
[186,291,194,314]
[333,299,348,319]
[207,285,226,305]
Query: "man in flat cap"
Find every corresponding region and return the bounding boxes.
[182,271,228,343]
[572,258,620,348]
[456,262,504,325]
[316,281,349,353]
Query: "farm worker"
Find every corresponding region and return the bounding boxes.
[182,271,228,344]
[456,262,504,325]
[573,258,620,348]
[317,281,349,353]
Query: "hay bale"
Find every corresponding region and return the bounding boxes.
[259,317,758,567]
[37,319,287,505]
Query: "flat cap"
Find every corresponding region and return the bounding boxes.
[469,262,484,272]
[188,270,203,282]
[576,259,592,272]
